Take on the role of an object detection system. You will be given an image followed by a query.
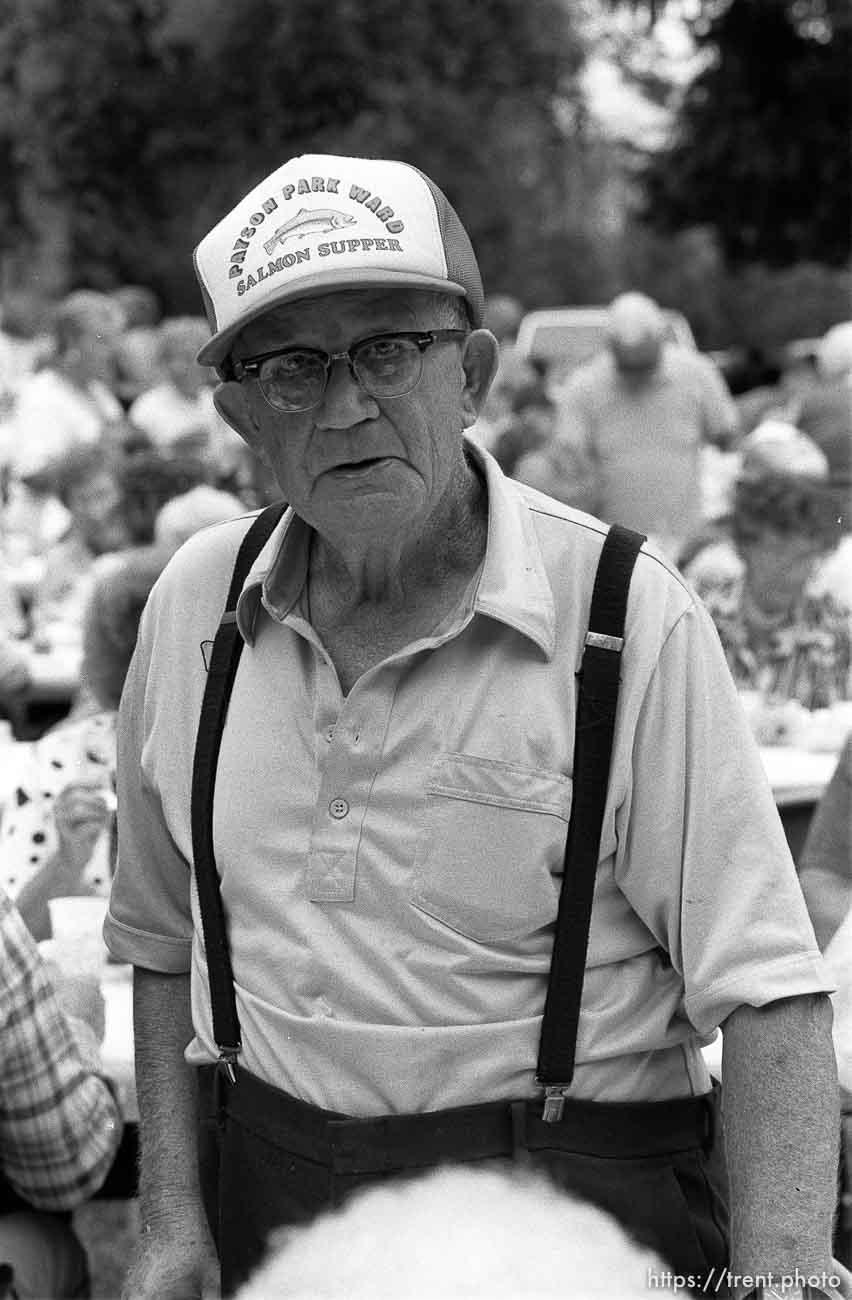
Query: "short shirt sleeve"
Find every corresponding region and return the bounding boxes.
[104,597,194,972]
[614,597,833,1036]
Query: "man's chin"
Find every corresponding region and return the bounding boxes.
[312,457,424,504]
[309,469,427,535]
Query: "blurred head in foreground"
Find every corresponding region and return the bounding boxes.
[236,1166,660,1300]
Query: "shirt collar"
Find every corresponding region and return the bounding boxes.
[235,435,556,658]
[466,437,556,656]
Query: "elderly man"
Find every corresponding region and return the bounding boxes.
[106,155,840,1300]
[548,291,738,558]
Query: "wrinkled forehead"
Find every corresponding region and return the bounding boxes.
[233,287,443,355]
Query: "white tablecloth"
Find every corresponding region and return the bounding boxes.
[759,745,839,807]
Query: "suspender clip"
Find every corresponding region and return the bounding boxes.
[584,631,624,652]
[540,1085,569,1123]
[217,1046,240,1085]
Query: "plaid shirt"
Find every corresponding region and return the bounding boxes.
[0,890,121,1211]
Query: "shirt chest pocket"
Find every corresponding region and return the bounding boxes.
[410,752,572,944]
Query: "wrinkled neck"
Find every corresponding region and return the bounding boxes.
[311,457,487,611]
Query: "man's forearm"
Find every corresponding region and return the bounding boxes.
[133,967,206,1228]
[722,993,839,1287]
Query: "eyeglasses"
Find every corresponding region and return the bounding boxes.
[230,329,468,413]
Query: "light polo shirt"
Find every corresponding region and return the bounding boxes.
[554,344,738,550]
[105,440,831,1115]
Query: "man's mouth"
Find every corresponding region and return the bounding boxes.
[328,456,393,476]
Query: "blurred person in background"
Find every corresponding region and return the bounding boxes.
[4,545,169,931]
[547,291,739,557]
[152,483,246,555]
[127,316,218,450]
[0,292,125,566]
[0,572,31,722]
[795,321,852,514]
[468,293,538,452]
[0,294,51,426]
[0,638,30,725]
[110,285,163,409]
[508,384,598,505]
[128,315,249,488]
[683,422,851,733]
[727,344,786,437]
[3,480,243,929]
[490,381,556,479]
[116,445,213,548]
[777,342,821,420]
[27,441,130,656]
[2,291,124,480]
[237,1166,661,1300]
[0,887,121,1299]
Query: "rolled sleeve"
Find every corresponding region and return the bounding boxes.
[105,605,194,973]
[617,599,834,1038]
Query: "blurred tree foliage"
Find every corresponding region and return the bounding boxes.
[640,0,852,266]
[0,0,585,312]
[0,0,847,350]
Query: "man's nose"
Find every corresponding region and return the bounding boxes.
[315,355,380,428]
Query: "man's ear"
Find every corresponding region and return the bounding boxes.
[460,329,500,427]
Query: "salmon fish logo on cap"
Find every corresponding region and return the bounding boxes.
[262,209,356,257]
[193,153,485,378]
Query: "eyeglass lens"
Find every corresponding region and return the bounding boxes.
[258,336,424,412]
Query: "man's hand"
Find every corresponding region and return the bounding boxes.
[121,1219,219,1300]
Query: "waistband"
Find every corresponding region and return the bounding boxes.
[198,1065,719,1176]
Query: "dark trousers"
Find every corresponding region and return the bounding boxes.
[198,1066,730,1297]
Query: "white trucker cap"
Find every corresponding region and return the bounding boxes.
[193,153,484,375]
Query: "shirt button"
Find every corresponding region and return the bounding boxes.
[325,726,335,743]
[329,797,349,819]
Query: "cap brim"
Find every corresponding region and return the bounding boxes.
[197,269,470,370]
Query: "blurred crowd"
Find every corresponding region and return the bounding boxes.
[0,286,279,723]
[0,285,283,912]
[471,291,852,748]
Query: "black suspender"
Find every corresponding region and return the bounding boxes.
[190,501,287,1080]
[190,516,645,1098]
[536,523,645,1119]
